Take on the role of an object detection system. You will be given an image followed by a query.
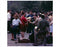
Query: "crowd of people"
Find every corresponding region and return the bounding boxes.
[7,10,53,44]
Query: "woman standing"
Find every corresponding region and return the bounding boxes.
[20,12,28,40]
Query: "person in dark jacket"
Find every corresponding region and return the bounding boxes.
[36,15,50,45]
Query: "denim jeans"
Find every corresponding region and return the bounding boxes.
[12,26,19,39]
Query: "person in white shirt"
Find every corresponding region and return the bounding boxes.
[11,15,22,40]
[7,12,11,21]
[12,18,21,26]
[7,10,11,32]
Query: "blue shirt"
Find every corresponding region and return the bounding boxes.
[27,14,34,18]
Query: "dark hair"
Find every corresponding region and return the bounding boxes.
[8,10,11,12]
[39,14,42,17]
[22,12,25,15]
[35,14,37,16]
[16,15,18,17]
[48,13,53,16]
[41,15,45,19]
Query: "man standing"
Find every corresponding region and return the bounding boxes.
[36,15,50,46]
[7,10,11,33]
[27,11,34,34]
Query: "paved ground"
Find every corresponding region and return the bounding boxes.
[8,33,33,46]
[8,32,53,46]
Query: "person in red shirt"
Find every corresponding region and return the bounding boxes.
[20,12,28,39]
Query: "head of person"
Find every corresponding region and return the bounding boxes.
[13,12,18,19]
[38,14,42,17]
[41,15,45,19]
[8,10,11,13]
[29,11,33,15]
[50,13,53,16]
[20,10,24,14]
[33,12,36,16]
[33,15,37,19]
[44,12,48,17]
[48,13,53,17]
[22,12,26,17]
[48,13,53,21]
[14,15,18,19]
